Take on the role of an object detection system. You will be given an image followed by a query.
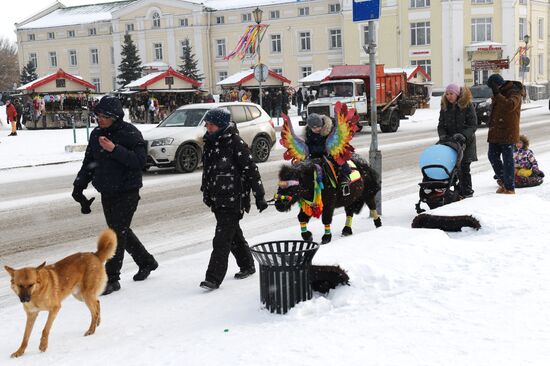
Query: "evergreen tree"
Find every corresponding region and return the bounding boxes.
[178,39,203,82]
[117,33,142,87]
[20,60,38,85]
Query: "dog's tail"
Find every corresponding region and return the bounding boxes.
[95,229,117,263]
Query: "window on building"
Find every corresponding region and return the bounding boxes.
[329,29,342,49]
[472,0,492,3]
[471,18,492,42]
[410,21,430,45]
[92,78,101,93]
[180,18,189,27]
[216,16,224,24]
[218,71,228,81]
[49,52,57,67]
[126,23,134,32]
[241,13,251,22]
[154,43,163,60]
[180,39,189,56]
[28,33,35,41]
[90,48,99,65]
[152,12,161,28]
[363,25,371,46]
[47,32,55,40]
[519,18,528,41]
[299,7,310,16]
[519,0,527,4]
[69,50,77,66]
[329,3,341,13]
[56,79,66,88]
[410,0,430,7]
[300,66,312,78]
[538,54,544,76]
[271,34,282,53]
[272,67,283,75]
[29,53,37,68]
[538,18,544,40]
[110,47,114,64]
[267,10,278,20]
[410,59,431,77]
[299,31,311,51]
[67,30,75,38]
[216,39,226,58]
[89,28,96,36]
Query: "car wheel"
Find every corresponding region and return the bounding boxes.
[251,136,271,163]
[175,144,199,173]
[380,110,400,133]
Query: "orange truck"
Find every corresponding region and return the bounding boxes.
[302,65,416,132]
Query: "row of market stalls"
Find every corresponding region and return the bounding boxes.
[13,64,428,129]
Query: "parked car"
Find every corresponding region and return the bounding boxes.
[143,102,276,173]
[470,84,493,126]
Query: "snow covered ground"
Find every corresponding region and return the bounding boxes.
[1,101,550,365]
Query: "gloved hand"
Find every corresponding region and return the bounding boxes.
[452,133,466,144]
[256,197,269,213]
[72,187,94,214]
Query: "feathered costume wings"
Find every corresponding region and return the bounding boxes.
[279,101,359,164]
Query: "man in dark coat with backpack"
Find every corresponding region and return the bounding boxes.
[199,108,269,290]
[72,95,158,295]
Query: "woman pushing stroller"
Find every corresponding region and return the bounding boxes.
[438,83,478,198]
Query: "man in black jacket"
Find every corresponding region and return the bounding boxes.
[200,108,268,290]
[72,95,158,295]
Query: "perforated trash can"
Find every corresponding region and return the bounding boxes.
[250,240,320,314]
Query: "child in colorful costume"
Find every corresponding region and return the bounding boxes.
[514,134,544,188]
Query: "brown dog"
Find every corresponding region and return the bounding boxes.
[4,229,117,358]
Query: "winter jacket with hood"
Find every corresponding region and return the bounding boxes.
[201,123,265,213]
[74,119,146,195]
[305,115,333,159]
[438,86,478,162]
[488,81,524,144]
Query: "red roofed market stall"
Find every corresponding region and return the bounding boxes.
[17,69,96,129]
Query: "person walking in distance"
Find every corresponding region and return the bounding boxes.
[6,99,17,136]
[200,108,269,290]
[72,95,158,295]
[486,74,524,195]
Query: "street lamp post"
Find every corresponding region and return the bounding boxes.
[253,7,264,108]
[521,34,530,102]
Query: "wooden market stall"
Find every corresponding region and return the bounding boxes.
[17,69,96,129]
[123,67,202,123]
[217,69,291,116]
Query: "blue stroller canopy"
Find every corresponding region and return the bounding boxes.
[419,144,458,180]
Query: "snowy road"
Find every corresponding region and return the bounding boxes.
[0,108,549,307]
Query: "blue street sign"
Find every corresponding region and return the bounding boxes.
[352,0,381,22]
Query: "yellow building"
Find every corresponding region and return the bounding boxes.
[15,0,549,95]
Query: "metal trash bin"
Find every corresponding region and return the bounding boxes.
[250,240,320,314]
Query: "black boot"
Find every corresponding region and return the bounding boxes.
[199,280,220,291]
[133,260,158,281]
[101,280,121,296]
[234,267,256,279]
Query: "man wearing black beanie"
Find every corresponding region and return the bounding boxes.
[199,108,268,290]
[72,95,158,295]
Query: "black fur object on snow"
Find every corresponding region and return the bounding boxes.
[411,213,481,232]
[309,265,350,294]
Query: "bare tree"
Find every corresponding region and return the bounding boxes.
[0,37,19,91]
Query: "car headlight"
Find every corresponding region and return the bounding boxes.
[301,111,308,119]
[150,138,174,147]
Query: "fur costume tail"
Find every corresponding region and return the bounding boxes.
[411,214,481,232]
[94,229,117,263]
[309,265,350,293]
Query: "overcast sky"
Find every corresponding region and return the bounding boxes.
[0,0,116,43]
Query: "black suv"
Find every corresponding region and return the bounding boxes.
[470,84,493,126]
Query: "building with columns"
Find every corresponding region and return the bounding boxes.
[14,0,550,96]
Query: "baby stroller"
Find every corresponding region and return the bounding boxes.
[415,138,464,213]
